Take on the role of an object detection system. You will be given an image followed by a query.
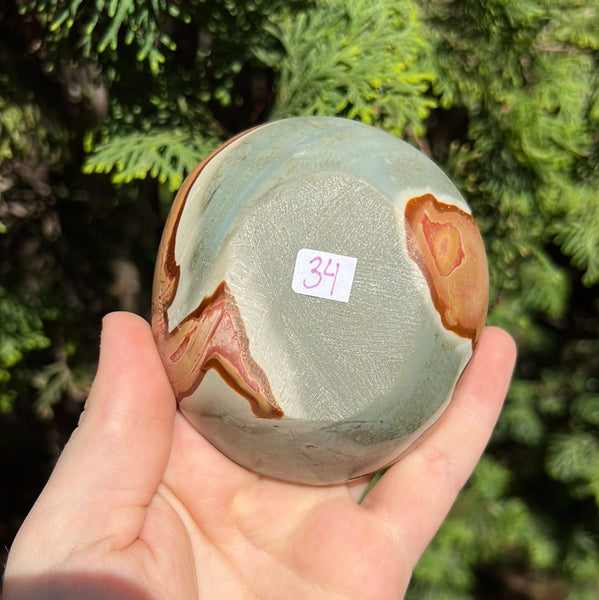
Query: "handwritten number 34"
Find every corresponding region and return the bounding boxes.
[303,256,340,297]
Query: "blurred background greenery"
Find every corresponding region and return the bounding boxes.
[1,0,598,597]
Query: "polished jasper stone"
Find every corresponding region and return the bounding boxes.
[152,117,489,485]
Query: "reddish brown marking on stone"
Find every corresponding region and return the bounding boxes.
[151,125,282,418]
[179,281,282,419]
[421,214,464,277]
[152,125,263,319]
[169,335,191,363]
[405,193,489,345]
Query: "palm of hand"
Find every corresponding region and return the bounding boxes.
[144,415,405,600]
[4,314,515,600]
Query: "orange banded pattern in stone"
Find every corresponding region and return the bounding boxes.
[404,193,488,345]
[151,125,283,419]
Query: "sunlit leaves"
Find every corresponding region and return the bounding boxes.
[18,0,184,73]
[264,0,437,140]
[83,129,219,191]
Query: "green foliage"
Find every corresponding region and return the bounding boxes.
[263,0,437,138]
[408,456,559,599]
[410,1,599,596]
[424,0,599,293]
[83,128,219,190]
[0,89,68,167]
[0,288,50,412]
[18,0,184,72]
[546,433,599,503]
[0,99,58,163]
[2,0,599,596]
[551,197,599,287]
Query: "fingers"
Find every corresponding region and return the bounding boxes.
[12,313,177,560]
[361,326,517,568]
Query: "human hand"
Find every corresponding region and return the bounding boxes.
[3,312,516,600]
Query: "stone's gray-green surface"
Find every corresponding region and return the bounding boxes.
[152,117,488,485]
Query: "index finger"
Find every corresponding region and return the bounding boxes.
[361,326,517,568]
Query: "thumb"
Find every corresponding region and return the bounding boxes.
[59,311,176,502]
[11,312,176,564]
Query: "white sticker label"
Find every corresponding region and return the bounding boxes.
[292,249,358,303]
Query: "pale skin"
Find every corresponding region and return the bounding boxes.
[3,312,517,600]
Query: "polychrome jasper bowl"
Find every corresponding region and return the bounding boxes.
[152,117,489,485]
